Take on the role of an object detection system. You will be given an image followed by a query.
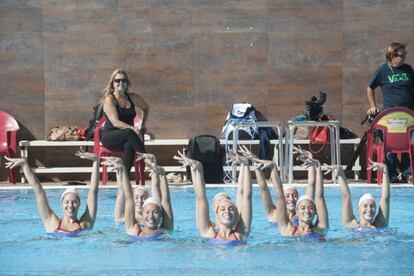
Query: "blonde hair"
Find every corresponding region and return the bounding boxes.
[100,68,130,104]
[385,42,406,61]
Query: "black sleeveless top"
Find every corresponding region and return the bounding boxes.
[103,94,136,131]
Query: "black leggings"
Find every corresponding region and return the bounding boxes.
[101,129,145,173]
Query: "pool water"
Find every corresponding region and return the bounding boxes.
[1,186,414,275]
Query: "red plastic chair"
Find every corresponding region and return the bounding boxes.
[366,107,414,184]
[94,115,145,185]
[0,111,20,183]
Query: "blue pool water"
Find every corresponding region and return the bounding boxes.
[1,186,414,275]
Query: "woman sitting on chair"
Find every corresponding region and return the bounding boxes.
[5,151,99,237]
[174,149,252,244]
[104,154,173,237]
[100,68,148,175]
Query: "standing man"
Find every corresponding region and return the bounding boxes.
[367,42,414,182]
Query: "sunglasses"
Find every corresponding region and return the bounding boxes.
[394,53,406,59]
[114,78,128,84]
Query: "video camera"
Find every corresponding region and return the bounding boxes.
[304,92,327,121]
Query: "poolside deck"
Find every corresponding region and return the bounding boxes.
[1,179,412,189]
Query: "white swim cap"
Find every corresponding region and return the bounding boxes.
[142,197,162,210]
[283,184,298,194]
[134,186,148,195]
[295,195,315,209]
[212,192,231,211]
[358,193,376,207]
[61,187,80,202]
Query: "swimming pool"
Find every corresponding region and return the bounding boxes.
[1,186,414,275]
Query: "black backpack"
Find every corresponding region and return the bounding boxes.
[85,104,104,140]
[186,135,223,183]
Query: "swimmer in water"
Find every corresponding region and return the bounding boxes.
[104,155,173,236]
[207,146,251,229]
[4,150,99,235]
[254,146,316,226]
[114,154,162,225]
[174,148,252,242]
[267,154,328,237]
[329,159,390,229]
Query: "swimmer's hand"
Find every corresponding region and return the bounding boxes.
[4,156,26,169]
[75,149,97,161]
[238,145,256,160]
[173,151,201,170]
[321,164,343,176]
[252,158,275,171]
[301,156,320,169]
[144,162,165,177]
[367,158,387,171]
[293,146,313,163]
[226,151,249,166]
[136,153,157,165]
[101,156,124,172]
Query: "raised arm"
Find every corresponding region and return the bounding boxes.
[174,152,213,237]
[236,163,244,211]
[77,151,99,229]
[159,168,174,231]
[373,162,390,227]
[334,165,356,226]
[294,147,315,199]
[5,157,58,232]
[226,149,246,212]
[114,174,125,223]
[306,166,316,199]
[235,161,252,238]
[103,157,140,235]
[270,161,291,234]
[253,159,276,222]
[314,162,328,231]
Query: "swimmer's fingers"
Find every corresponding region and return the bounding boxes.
[260,161,275,171]
[173,155,188,168]
[292,146,305,156]
[176,150,186,159]
[4,156,25,169]
[101,156,122,163]
[321,164,340,175]
[367,158,386,171]
[136,153,157,164]
[100,157,123,170]
[173,153,198,169]
[75,150,97,161]
[225,152,238,165]
[367,164,386,171]
[301,159,319,168]
[238,145,255,160]
[105,161,124,172]
[237,145,250,157]
[135,152,146,161]
[253,159,274,171]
